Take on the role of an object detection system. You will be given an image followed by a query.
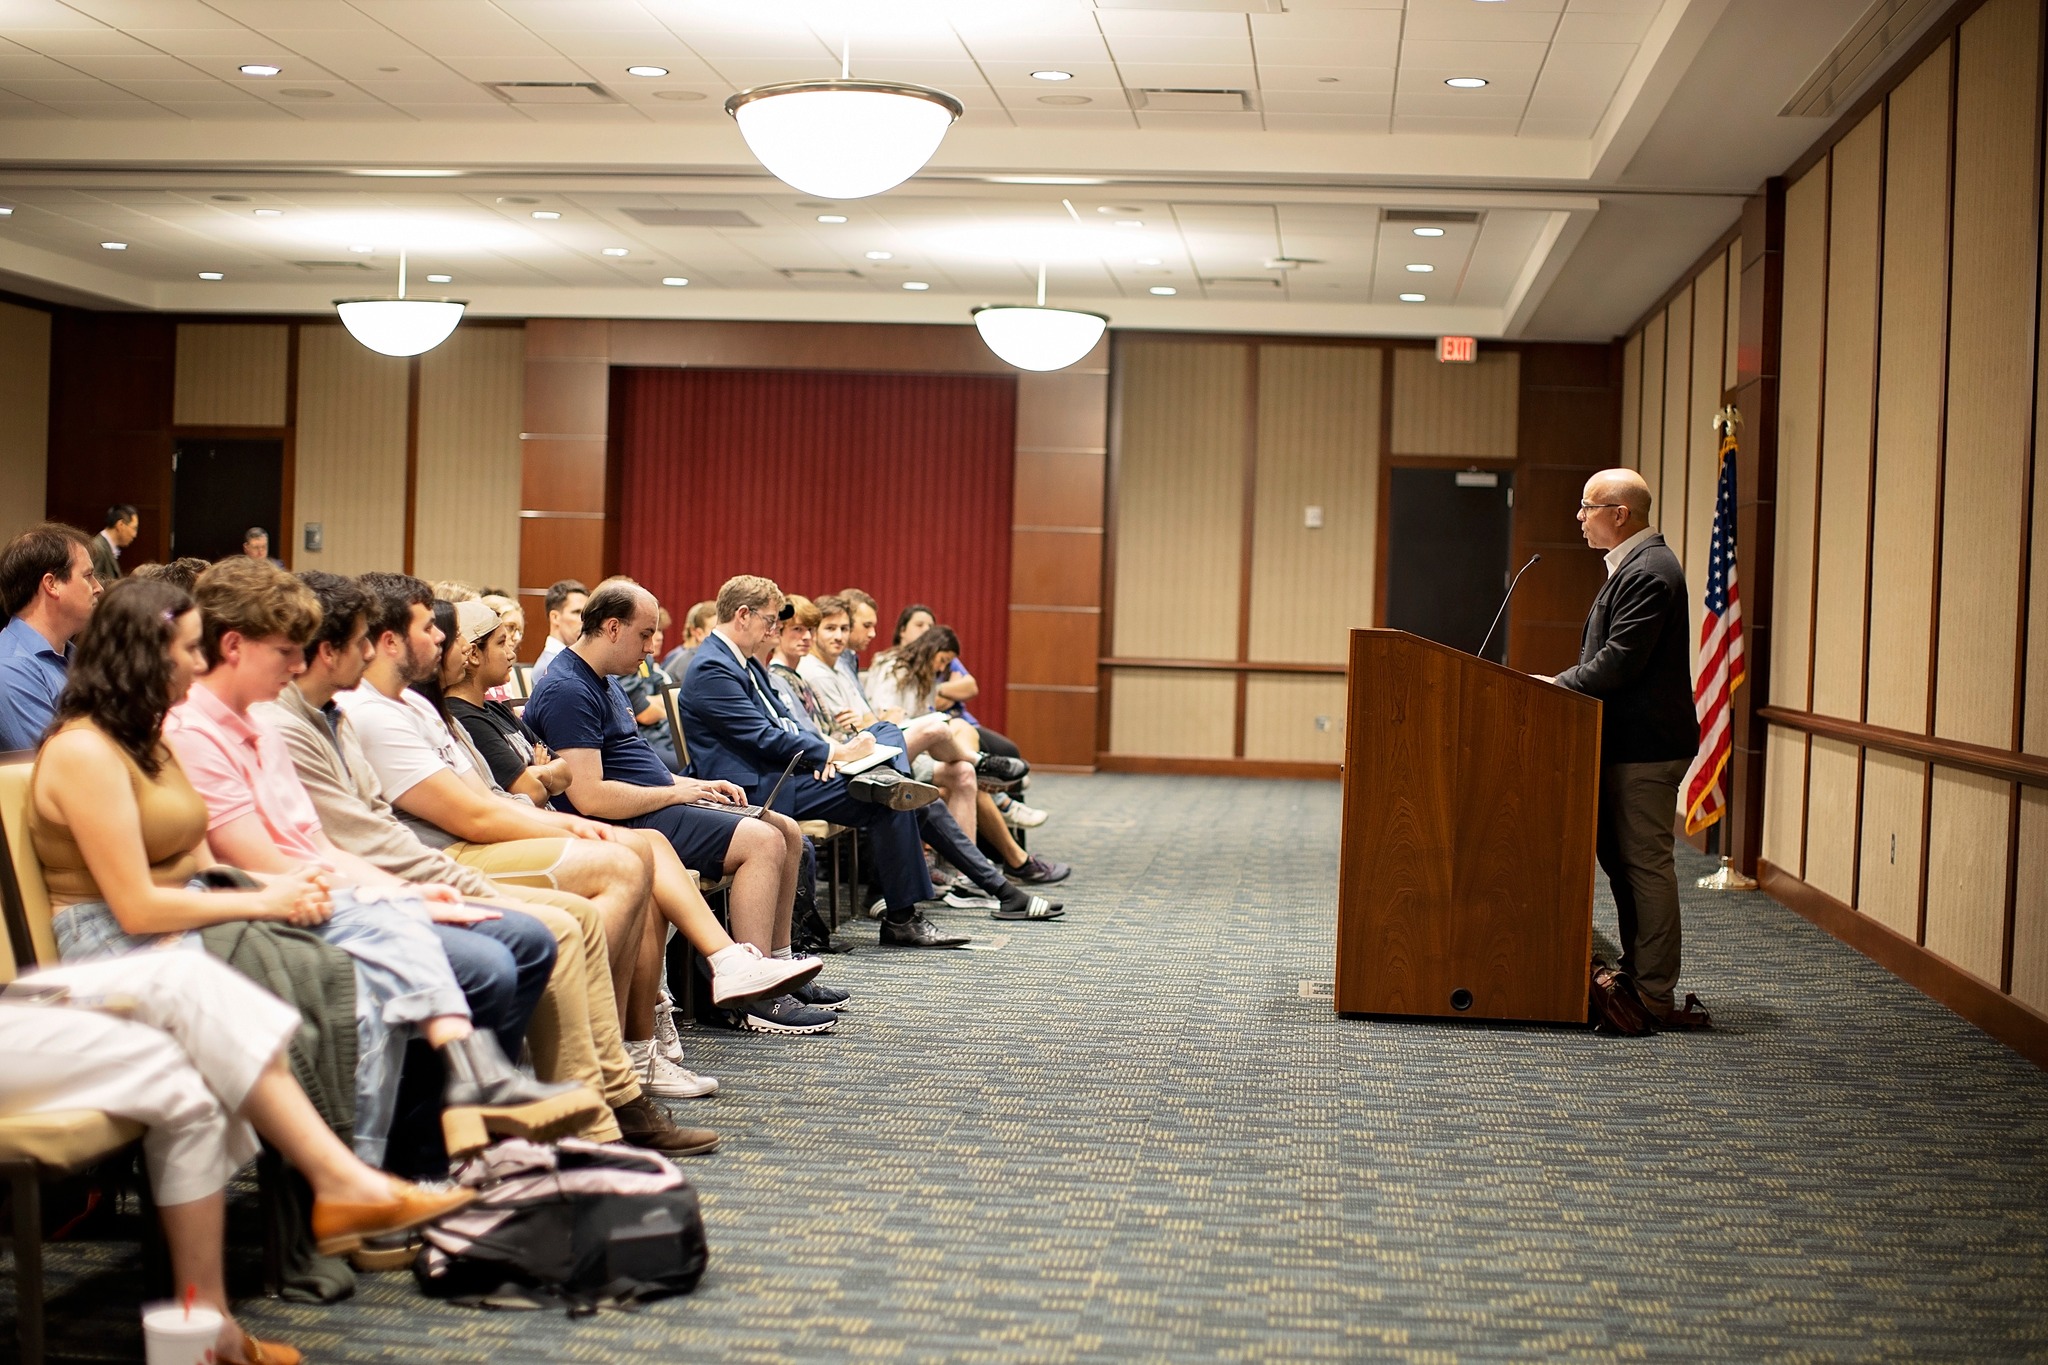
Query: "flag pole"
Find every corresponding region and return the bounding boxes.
[1696,403,1757,891]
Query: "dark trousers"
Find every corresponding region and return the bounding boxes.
[782,770,930,915]
[1595,759,1688,1008]
[976,726,1020,760]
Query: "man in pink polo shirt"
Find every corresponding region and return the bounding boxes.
[165,557,603,1165]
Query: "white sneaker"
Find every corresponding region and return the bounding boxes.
[710,944,822,1007]
[1003,798,1050,830]
[943,876,999,911]
[653,981,687,1065]
[625,1039,718,1098]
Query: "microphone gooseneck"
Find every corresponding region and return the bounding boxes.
[1477,554,1541,661]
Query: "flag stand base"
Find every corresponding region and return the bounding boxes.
[1695,856,1758,891]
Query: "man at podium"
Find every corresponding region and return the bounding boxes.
[1547,469,1700,1027]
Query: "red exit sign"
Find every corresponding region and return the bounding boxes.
[1438,335,1478,364]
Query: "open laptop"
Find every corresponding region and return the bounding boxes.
[692,750,803,819]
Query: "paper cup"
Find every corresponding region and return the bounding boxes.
[141,1302,222,1365]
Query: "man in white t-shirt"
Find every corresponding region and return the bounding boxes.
[529,579,586,686]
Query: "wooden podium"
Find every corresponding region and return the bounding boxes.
[1335,629,1600,1024]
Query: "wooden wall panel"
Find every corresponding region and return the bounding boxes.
[414,325,524,592]
[2029,109,2048,755]
[1004,688,1096,769]
[0,300,51,543]
[1388,348,1518,457]
[293,324,409,578]
[1934,0,2040,748]
[1761,725,1808,872]
[2013,789,2048,1013]
[1685,255,1725,645]
[1856,751,1925,939]
[1242,675,1347,763]
[1773,165,1829,711]
[1638,313,1666,519]
[1659,287,1693,560]
[1803,737,1860,903]
[1923,767,2011,984]
[1620,332,1641,470]
[1248,344,1381,663]
[46,313,174,566]
[1110,339,1247,661]
[172,323,288,428]
[1107,671,1235,757]
[1723,241,1742,394]
[1812,111,1884,722]
[1866,46,1952,733]
[1008,608,1099,687]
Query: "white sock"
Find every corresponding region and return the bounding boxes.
[708,945,750,972]
[772,946,792,959]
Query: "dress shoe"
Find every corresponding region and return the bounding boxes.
[847,768,942,811]
[223,1335,301,1365]
[613,1095,720,1156]
[311,1177,477,1255]
[440,1029,608,1156]
[879,911,972,947]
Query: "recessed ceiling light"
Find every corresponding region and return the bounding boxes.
[1317,76,1340,84]
[1136,257,1162,266]
[239,63,280,76]
[1037,94,1091,105]
[198,271,223,280]
[350,244,373,253]
[531,211,561,220]
[1115,220,1143,229]
[651,90,706,101]
[626,65,669,77]
[661,276,688,286]
[1149,286,1176,295]
[1400,292,1426,302]
[253,208,283,217]
[1413,227,1445,237]
[210,194,248,202]
[1031,70,1073,81]
[602,247,629,256]
[0,207,16,216]
[1406,263,1434,272]
[1445,77,1488,88]
[865,250,893,260]
[817,214,847,223]
[350,168,460,178]
[426,274,452,283]
[902,281,930,290]
[497,196,539,205]
[101,241,126,250]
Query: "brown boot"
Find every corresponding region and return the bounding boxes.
[613,1095,719,1156]
[312,1177,476,1255]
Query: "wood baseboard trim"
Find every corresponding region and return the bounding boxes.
[1030,763,1097,774]
[1759,860,2048,1071]
[1094,754,1340,780]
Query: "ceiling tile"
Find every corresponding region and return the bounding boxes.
[1396,67,1536,100]
[1133,109,1260,131]
[1402,7,1562,43]
[1113,62,1257,89]
[1396,39,1552,73]
[1003,107,1139,129]
[1554,10,1655,43]
[1259,111,1389,133]
[0,52,75,77]
[958,36,1116,67]
[394,100,528,119]
[1250,9,1402,44]
[60,0,239,26]
[1534,41,1635,82]
[1519,114,1600,138]
[122,27,276,57]
[157,98,294,117]
[495,0,671,31]
[1104,35,1253,66]
[1261,89,1391,116]
[978,60,1123,87]
[1252,38,1399,67]
[60,51,208,77]
[0,0,110,30]
[1565,0,1663,11]
[436,55,596,81]
[40,97,166,115]
[1094,10,1249,39]
[1394,88,1531,116]
[1390,112,1524,135]
[207,0,383,26]
[0,76,123,98]
[17,29,157,55]
[1257,64,1394,93]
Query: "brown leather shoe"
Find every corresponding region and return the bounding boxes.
[1644,993,1714,1031]
[613,1095,719,1156]
[312,1177,477,1255]
[222,1333,301,1365]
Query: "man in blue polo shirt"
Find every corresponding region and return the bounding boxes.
[0,524,103,752]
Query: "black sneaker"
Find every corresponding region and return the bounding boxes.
[1006,853,1070,885]
[739,995,838,1034]
[792,980,852,1011]
[879,911,972,947]
[972,752,1029,789]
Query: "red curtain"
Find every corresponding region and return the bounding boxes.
[612,366,1017,731]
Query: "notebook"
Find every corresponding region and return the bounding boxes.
[837,743,902,776]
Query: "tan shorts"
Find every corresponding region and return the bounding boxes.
[443,837,574,890]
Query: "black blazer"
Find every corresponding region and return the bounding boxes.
[1552,532,1698,765]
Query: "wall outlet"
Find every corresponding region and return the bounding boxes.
[1314,715,1331,731]
[303,522,323,553]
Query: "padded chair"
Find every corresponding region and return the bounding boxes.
[505,663,533,701]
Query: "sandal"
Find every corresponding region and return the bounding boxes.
[991,895,1064,921]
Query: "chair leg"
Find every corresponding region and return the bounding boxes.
[257,1148,285,1298]
[826,834,842,934]
[12,1170,45,1365]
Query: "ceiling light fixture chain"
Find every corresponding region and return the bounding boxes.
[335,242,464,358]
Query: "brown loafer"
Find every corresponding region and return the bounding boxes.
[1644,993,1714,1031]
[613,1095,719,1156]
[222,1335,301,1365]
[312,1177,477,1255]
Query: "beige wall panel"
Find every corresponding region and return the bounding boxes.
[1112,340,1246,661]
[1866,47,1951,733]
[1774,165,1830,711]
[1685,255,1725,649]
[1660,287,1693,560]
[0,300,50,542]
[1639,313,1666,517]
[173,324,288,428]
[1935,0,2040,747]
[1107,670,1235,757]
[1621,332,1642,471]
[1923,767,2010,985]
[1857,751,1924,938]
[1802,738,1860,904]
[2012,789,2048,1013]
[1388,348,1518,458]
[1812,112,1884,722]
[1760,726,1807,873]
[1243,675,1347,763]
[413,326,525,592]
[293,324,409,578]
[1723,242,1742,393]
[1248,345,1381,663]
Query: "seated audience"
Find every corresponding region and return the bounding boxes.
[134,556,213,592]
[529,577,586,686]
[259,574,716,1155]
[92,503,138,587]
[660,599,716,676]
[622,606,684,774]
[524,579,842,1032]
[886,603,1049,832]
[242,526,284,568]
[1,952,475,1365]
[680,575,974,949]
[0,523,102,751]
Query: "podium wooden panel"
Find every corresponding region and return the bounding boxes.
[1335,629,1599,1023]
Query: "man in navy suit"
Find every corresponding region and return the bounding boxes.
[681,575,970,949]
[1550,468,1705,1028]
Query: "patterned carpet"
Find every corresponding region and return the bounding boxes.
[9,773,2048,1362]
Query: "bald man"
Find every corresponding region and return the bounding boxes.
[1549,469,1704,1028]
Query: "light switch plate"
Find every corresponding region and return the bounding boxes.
[1304,504,1324,529]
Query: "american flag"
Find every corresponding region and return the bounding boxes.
[1681,426,1747,834]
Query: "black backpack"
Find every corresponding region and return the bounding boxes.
[415,1138,707,1314]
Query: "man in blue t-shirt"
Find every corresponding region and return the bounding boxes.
[523,580,838,1034]
[0,524,102,752]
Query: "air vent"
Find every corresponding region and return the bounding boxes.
[777,268,866,289]
[1782,0,1947,117]
[289,260,376,272]
[622,208,759,228]
[1202,276,1284,291]
[484,81,616,105]
[1383,209,1481,225]
[1130,87,1254,112]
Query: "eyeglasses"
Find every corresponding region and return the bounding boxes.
[1578,501,1626,512]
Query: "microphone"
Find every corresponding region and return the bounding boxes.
[1477,554,1540,662]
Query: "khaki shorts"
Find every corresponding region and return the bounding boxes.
[443,837,574,890]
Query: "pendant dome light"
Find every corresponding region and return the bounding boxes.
[973,264,1108,372]
[725,37,962,200]
[335,250,465,357]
